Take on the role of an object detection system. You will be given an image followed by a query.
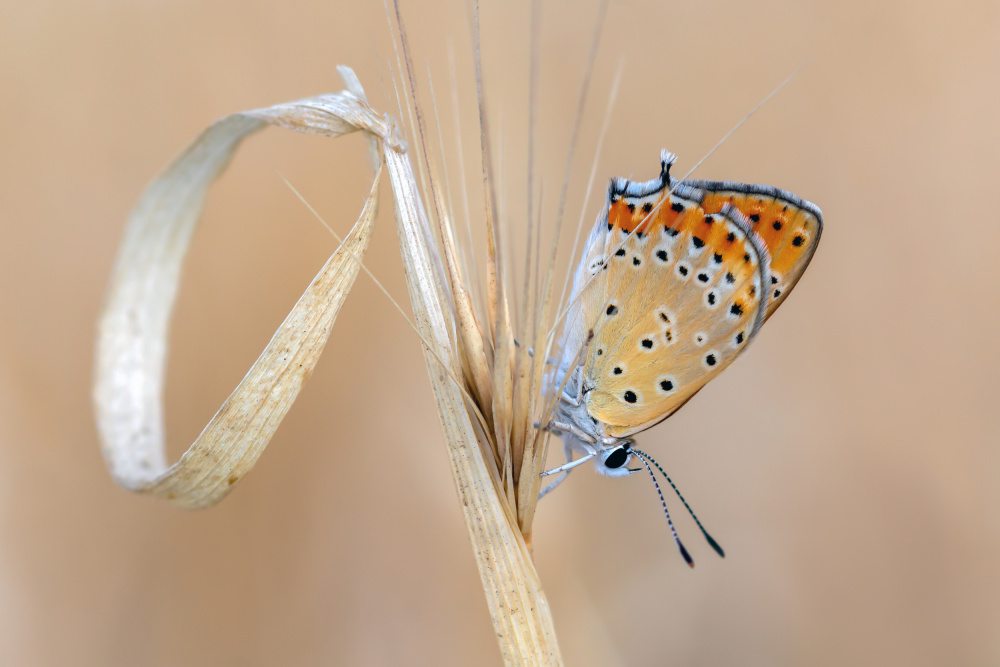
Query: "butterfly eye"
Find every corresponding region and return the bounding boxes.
[604,447,630,469]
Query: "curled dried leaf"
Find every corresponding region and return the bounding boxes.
[94,92,386,509]
[98,63,564,665]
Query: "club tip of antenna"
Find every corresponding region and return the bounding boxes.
[679,541,694,568]
[704,533,725,558]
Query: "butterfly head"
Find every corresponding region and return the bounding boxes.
[594,440,637,478]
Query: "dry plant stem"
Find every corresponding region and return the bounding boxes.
[385,145,563,665]
[95,67,563,664]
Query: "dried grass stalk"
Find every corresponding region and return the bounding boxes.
[94,90,389,508]
[385,147,563,664]
[96,68,563,664]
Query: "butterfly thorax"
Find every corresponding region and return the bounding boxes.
[552,365,607,440]
[548,364,638,478]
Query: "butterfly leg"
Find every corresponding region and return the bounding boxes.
[538,441,577,499]
[560,366,586,407]
[561,390,580,407]
[538,473,568,499]
[547,420,596,444]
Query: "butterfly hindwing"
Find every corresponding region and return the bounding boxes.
[685,180,823,319]
[581,164,771,438]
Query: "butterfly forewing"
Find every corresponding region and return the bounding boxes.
[685,180,823,318]
[583,175,770,438]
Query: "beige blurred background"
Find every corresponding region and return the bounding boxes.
[1,0,998,665]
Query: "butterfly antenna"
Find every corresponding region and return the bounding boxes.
[632,448,725,558]
[633,451,693,567]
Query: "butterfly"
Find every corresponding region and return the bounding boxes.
[542,149,823,565]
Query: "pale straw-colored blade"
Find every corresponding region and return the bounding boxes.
[389,15,496,434]
[94,90,391,509]
[98,58,563,664]
[384,142,563,665]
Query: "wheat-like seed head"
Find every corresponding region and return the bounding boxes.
[95,54,567,662]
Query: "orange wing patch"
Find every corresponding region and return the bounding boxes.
[608,188,778,287]
[608,188,704,238]
[691,182,823,319]
[602,157,822,323]
[563,151,822,443]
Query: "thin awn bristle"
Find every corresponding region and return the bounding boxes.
[496,110,520,331]
[426,58,480,317]
[518,169,538,346]
[533,32,610,434]
[520,180,545,431]
[393,0,479,339]
[633,448,725,558]
[372,40,393,122]
[387,0,443,251]
[547,57,624,342]
[446,39,486,323]
[523,178,548,456]
[385,56,408,148]
[472,0,505,341]
[280,175,492,436]
[547,61,810,354]
[390,0,436,221]
[380,3,410,152]
[545,0,610,320]
[531,178,545,340]
[425,60,460,257]
[523,0,541,343]
[674,60,812,186]
[383,48,439,255]
[551,190,669,361]
[536,57,624,438]
[634,451,694,567]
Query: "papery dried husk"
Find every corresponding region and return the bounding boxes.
[94,90,389,508]
[96,67,564,665]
